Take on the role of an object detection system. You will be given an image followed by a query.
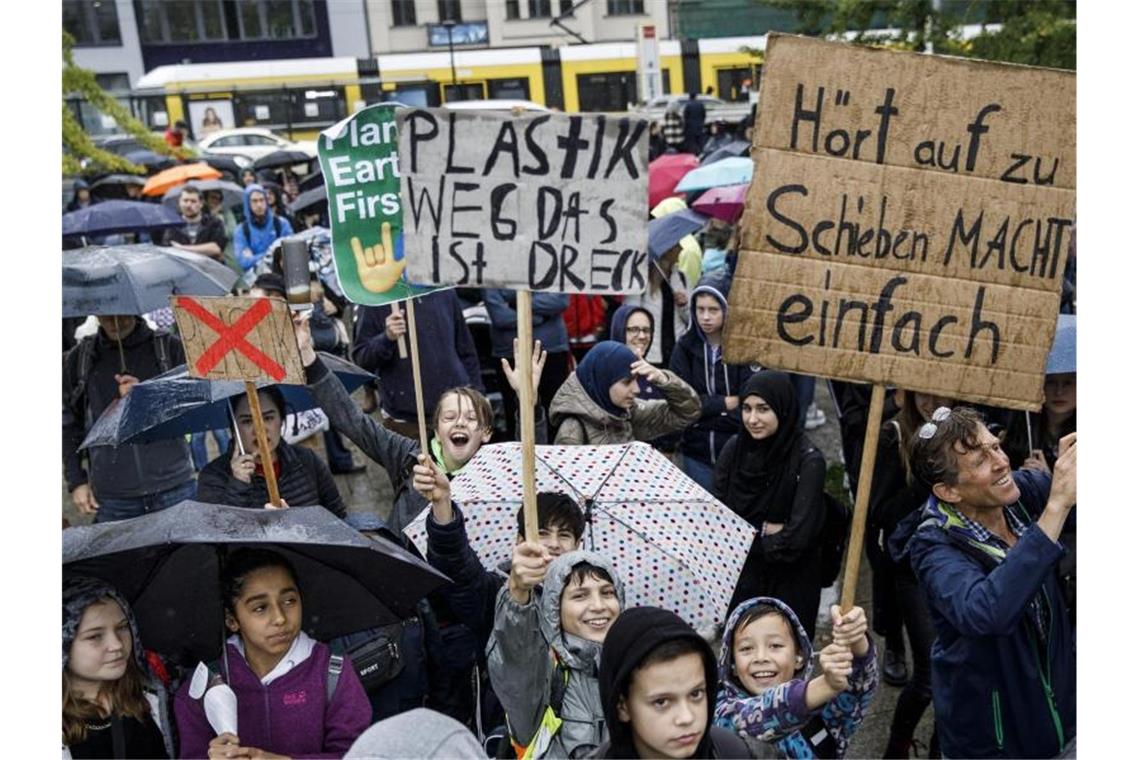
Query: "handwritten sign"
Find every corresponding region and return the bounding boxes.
[398,109,651,294]
[723,35,1076,410]
[172,295,304,384]
[318,104,439,305]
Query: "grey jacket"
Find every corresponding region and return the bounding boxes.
[487,550,626,759]
[549,370,701,445]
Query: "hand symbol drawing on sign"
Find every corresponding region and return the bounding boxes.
[350,221,405,293]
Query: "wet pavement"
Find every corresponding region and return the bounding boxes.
[62,381,933,756]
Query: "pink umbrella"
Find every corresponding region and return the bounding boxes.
[648,153,700,208]
[691,183,749,223]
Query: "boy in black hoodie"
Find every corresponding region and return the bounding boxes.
[594,607,757,759]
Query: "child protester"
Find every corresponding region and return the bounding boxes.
[715,597,878,759]
[593,606,752,759]
[63,576,175,759]
[174,548,371,759]
[487,549,625,759]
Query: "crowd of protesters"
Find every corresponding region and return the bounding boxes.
[63,116,1076,759]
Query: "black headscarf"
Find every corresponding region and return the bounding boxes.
[598,606,720,759]
[722,371,804,526]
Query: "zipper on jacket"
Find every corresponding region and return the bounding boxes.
[1036,592,1066,752]
[990,690,1005,751]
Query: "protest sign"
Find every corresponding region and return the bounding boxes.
[398,108,651,294]
[724,34,1076,411]
[172,295,304,385]
[318,104,438,305]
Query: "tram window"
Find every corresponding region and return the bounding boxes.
[716,67,755,102]
[234,92,291,125]
[443,83,486,103]
[292,90,346,123]
[487,78,530,101]
[576,71,638,112]
[385,84,440,108]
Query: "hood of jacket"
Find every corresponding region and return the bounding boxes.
[345,708,485,759]
[539,549,626,672]
[241,183,275,230]
[599,606,719,758]
[717,596,814,700]
[63,576,146,673]
[609,303,655,348]
[687,274,730,341]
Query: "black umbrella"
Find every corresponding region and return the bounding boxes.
[161,178,244,210]
[287,185,329,214]
[89,173,148,192]
[298,163,324,192]
[63,502,450,664]
[198,154,246,181]
[62,199,184,239]
[699,139,751,166]
[62,244,239,318]
[124,149,177,172]
[252,150,316,171]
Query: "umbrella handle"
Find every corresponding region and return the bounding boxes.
[230,403,245,456]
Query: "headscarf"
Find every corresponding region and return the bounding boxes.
[574,341,638,418]
[598,606,720,759]
[722,371,804,526]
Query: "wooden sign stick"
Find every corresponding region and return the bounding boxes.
[840,383,886,613]
[245,382,282,507]
[404,297,430,456]
[517,291,539,544]
[397,301,408,359]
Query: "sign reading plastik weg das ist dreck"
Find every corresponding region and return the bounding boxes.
[398,109,650,294]
[723,35,1075,410]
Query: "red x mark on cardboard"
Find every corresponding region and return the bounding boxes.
[172,296,304,384]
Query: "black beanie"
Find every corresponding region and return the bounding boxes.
[598,606,719,759]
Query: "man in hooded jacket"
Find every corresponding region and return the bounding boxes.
[233,183,293,277]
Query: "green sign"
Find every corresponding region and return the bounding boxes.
[318,104,437,305]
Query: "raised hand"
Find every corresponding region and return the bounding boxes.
[500,338,547,398]
[350,222,405,293]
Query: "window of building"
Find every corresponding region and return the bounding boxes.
[437,0,461,23]
[136,1,231,43]
[560,0,573,13]
[63,0,122,46]
[606,0,644,15]
[391,0,416,26]
[236,0,317,40]
[528,0,552,17]
[505,0,519,20]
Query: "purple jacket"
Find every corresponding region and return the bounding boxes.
[174,641,371,759]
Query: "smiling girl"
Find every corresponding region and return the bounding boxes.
[173,549,370,759]
[63,577,174,759]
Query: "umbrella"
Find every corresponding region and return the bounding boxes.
[403,442,756,632]
[691,183,749,223]
[198,154,246,181]
[89,173,147,192]
[674,156,753,193]
[62,244,239,318]
[161,179,244,210]
[287,185,329,215]
[1045,314,1076,375]
[650,196,688,219]
[81,353,374,449]
[298,164,325,192]
[142,162,223,197]
[124,150,177,172]
[648,208,710,259]
[252,150,316,171]
[63,501,449,664]
[62,200,184,239]
[700,139,751,166]
[649,153,700,208]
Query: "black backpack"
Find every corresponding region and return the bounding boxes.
[818,489,852,589]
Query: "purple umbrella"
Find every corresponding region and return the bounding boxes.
[691,183,749,223]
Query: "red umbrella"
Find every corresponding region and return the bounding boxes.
[648,153,699,208]
[691,183,749,223]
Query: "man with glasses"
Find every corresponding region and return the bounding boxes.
[899,405,1076,758]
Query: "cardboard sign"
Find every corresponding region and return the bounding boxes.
[172,295,305,385]
[724,35,1076,410]
[398,109,651,294]
[318,104,440,305]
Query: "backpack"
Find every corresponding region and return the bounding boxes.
[818,489,852,589]
[67,331,175,422]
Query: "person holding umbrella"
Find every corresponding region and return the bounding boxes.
[174,548,372,758]
[63,576,175,758]
[63,315,196,522]
[195,385,347,517]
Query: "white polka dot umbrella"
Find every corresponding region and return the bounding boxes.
[403,441,757,632]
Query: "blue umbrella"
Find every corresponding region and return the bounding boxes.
[62,200,184,238]
[674,156,753,193]
[80,353,374,449]
[63,244,238,318]
[1045,314,1075,375]
[648,208,710,259]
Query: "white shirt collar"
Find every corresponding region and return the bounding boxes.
[227,631,316,686]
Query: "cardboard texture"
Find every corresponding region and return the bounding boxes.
[172,295,305,385]
[398,108,650,294]
[725,35,1076,410]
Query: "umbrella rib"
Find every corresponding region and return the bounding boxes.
[584,443,637,502]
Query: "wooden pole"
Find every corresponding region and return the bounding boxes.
[404,297,430,456]
[397,301,408,359]
[516,291,538,544]
[840,383,886,612]
[245,382,281,507]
